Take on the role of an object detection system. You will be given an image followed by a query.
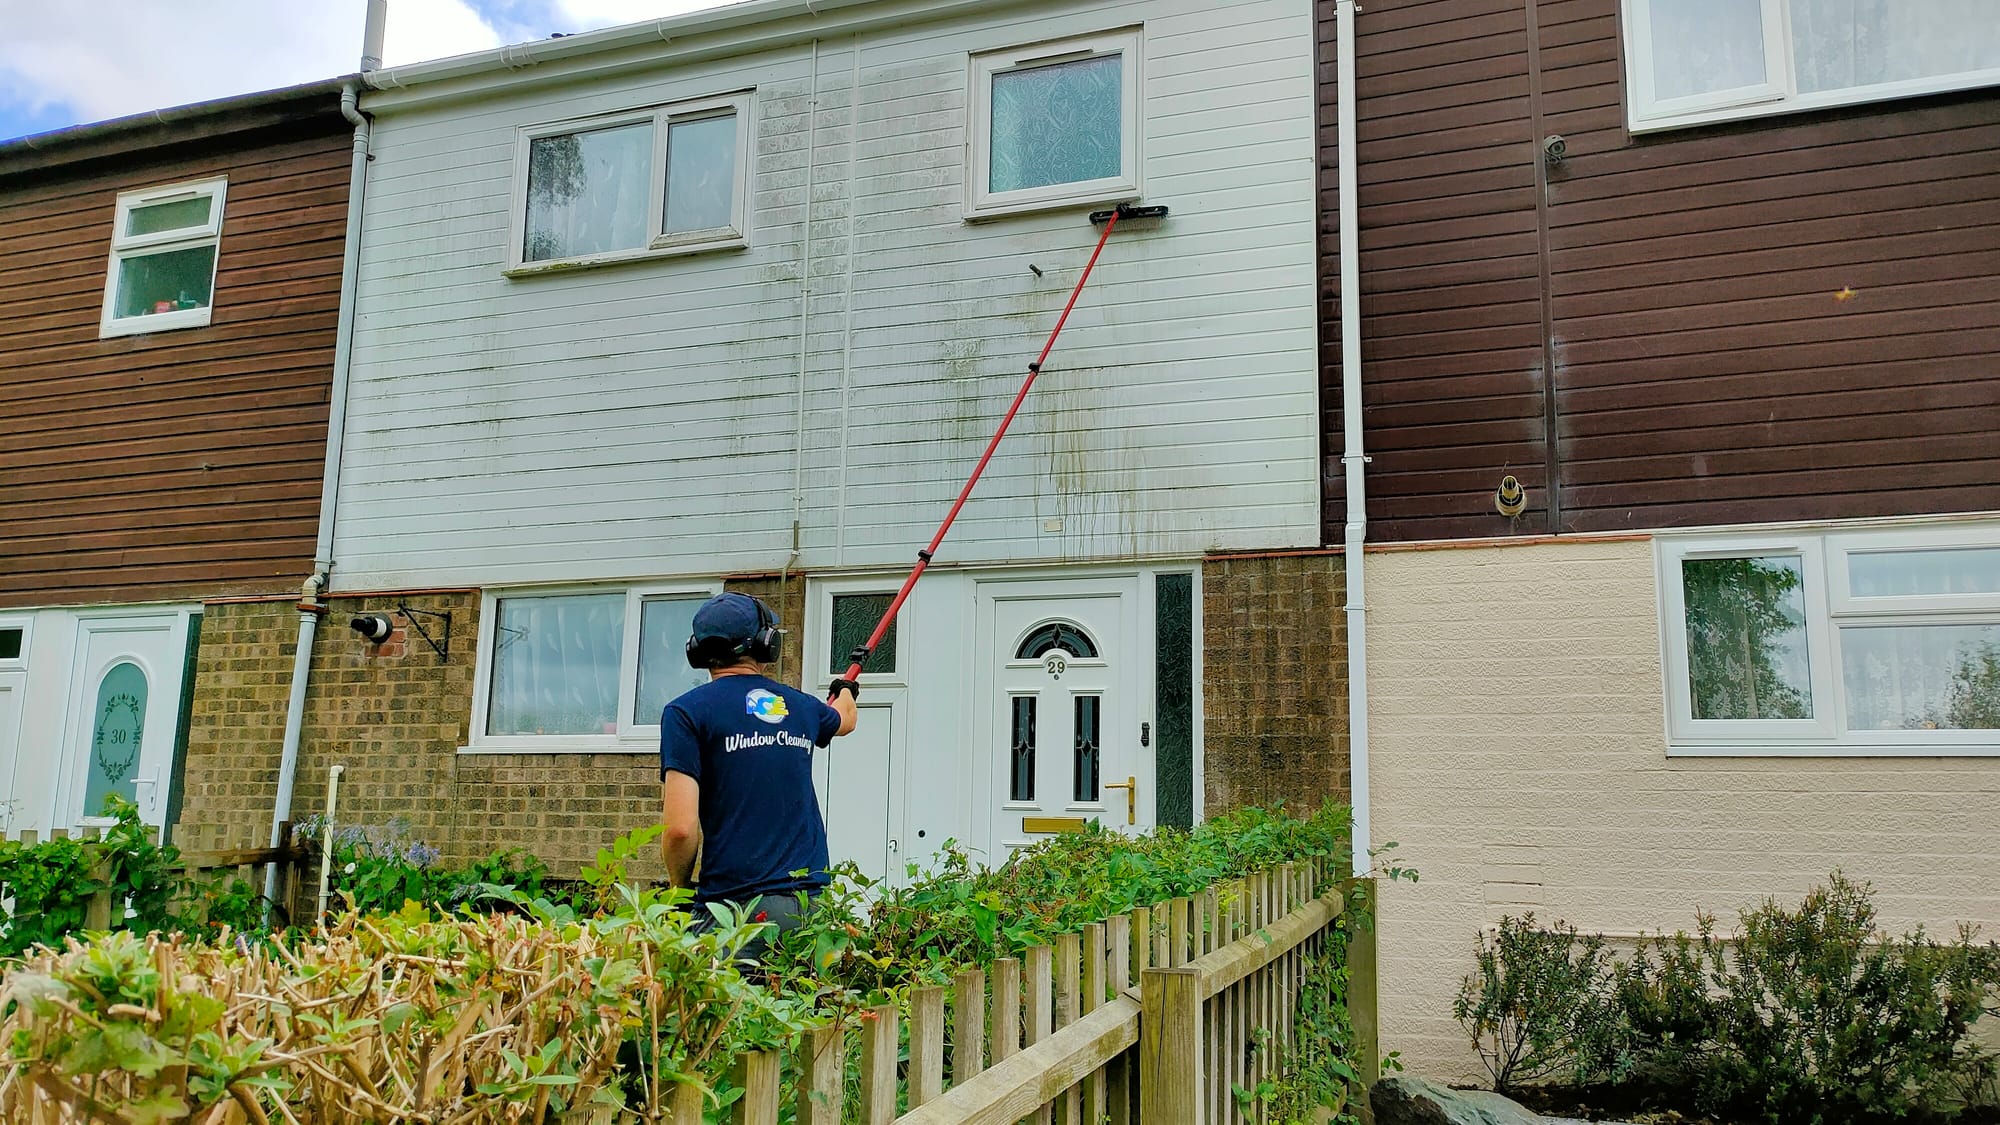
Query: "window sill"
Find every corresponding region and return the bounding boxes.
[504,235,747,278]
[100,308,212,339]
[460,735,658,755]
[1630,68,2000,134]
[1668,741,2000,759]
[964,185,1142,224]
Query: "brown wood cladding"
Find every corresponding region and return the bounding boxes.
[1319,0,2000,543]
[0,127,348,608]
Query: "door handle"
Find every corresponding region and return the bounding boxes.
[133,773,159,812]
[1102,776,1136,826]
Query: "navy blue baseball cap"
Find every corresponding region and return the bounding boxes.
[689,592,774,644]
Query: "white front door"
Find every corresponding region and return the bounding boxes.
[979,577,1150,855]
[0,671,23,831]
[61,613,191,830]
[806,581,911,887]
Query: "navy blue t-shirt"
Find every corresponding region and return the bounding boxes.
[660,674,842,904]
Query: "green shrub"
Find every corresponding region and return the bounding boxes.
[1683,874,2000,1123]
[1453,914,1626,1092]
[0,797,263,955]
[1454,875,2000,1122]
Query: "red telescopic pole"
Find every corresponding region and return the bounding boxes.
[832,207,1148,692]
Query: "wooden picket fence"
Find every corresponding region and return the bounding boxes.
[0,821,311,930]
[674,859,1378,1125]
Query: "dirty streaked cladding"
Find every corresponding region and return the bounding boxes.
[1317,0,2000,544]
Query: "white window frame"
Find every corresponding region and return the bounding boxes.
[966,29,1144,221]
[99,177,227,338]
[1624,0,2000,132]
[505,92,754,276]
[1658,524,2000,757]
[466,581,719,754]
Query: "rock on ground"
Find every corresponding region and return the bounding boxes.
[1370,1076,1634,1125]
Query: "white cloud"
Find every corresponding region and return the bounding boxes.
[0,0,504,125]
[552,0,752,32]
[383,0,509,67]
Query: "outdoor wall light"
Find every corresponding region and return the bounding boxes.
[350,614,395,644]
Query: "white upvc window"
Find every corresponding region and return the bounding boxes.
[1623,0,2000,132]
[468,583,719,752]
[1659,523,2000,756]
[967,29,1143,220]
[99,177,227,338]
[507,92,753,274]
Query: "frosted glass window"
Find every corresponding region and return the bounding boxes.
[830,594,897,674]
[1792,0,2000,94]
[1649,0,1770,100]
[664,113,738,235]
[989,54,1124,193]
[633,596,708,725]
[1682,555,1814,720]
[488,593,625,735]
[524,123,652,262]
[84,662,147,818]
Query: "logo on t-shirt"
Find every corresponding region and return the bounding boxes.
[745,689,789,724]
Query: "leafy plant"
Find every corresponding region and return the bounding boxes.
[1681,874,2000,1123]
[1455,876,2000,1123]
[1454,914,1625,1092]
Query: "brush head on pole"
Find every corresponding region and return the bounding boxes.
[1089,203,1169,224]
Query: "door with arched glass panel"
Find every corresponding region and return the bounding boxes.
[64,613,189,830]
[983,578,1148,855]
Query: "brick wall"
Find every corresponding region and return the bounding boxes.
[1367,537,2000,1080]
[1200,553,1349,814]
[178,577,804,876]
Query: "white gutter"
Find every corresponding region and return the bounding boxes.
[265,5,381,905]
[1335,0,1371,870]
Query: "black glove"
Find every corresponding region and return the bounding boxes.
[829,677,860,701]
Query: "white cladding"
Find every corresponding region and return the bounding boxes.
[334,0,1318,590]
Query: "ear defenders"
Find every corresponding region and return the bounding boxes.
[684,596,783,669]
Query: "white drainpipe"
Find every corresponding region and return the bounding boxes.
[265,6,383,906]
[1335,0,1372,870]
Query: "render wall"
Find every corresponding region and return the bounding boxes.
[336,0,1321,592]
[1367,536,2000,1080]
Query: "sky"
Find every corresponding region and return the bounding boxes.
[0,0,745,144]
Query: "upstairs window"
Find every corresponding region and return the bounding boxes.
[968,30,1142,219]
[100,178,226,338]
[1625,0,2000,132]
[1659,524,2000,756]
[511,93,751,272]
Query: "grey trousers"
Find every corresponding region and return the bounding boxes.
[689,889,815,964]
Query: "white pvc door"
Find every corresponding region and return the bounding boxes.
[982,578,1148,855]
[807,582,909,888]
[0,672,22,830]
[62,614,189,830]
